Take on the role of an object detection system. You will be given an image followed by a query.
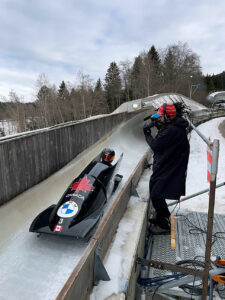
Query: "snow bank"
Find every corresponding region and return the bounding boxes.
[180,117,225,213]
[90,169,150,300]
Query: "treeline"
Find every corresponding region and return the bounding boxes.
[0,42,208,134]
[205,71,225,93]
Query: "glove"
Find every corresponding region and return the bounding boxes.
[155,122,163,130]
[142,123,151,135]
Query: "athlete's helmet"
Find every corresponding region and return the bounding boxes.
[101,148,115,163]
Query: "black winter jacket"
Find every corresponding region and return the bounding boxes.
[144,117,190,200]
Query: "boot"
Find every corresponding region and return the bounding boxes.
[149,224,170,235]
[149,218,158,225]
[149,211,158,224]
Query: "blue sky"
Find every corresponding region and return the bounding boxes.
[0,0,225,101]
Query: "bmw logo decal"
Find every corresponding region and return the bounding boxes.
[57,201,79,218]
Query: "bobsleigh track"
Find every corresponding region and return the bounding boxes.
[0,112,150,300]
[1,94,225,300]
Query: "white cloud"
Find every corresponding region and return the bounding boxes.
[0,0,225,101]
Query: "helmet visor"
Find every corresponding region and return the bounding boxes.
[102,153,115,162]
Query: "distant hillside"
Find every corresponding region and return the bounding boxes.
[204,71,225,93]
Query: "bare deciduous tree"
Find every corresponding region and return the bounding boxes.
[119,60,132,102]
[8,90,26,132]
[0,42,208,136]
[161,42,205,98]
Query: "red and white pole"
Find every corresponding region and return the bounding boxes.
[207,137,212,183]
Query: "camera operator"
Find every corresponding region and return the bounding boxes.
[143,103,190,234]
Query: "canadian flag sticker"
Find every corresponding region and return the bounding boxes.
[54,225,63,232]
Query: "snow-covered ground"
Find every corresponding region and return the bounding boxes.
[0,119,17,136]
[181,117,225,213]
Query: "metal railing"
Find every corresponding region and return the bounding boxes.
[185,118,220,300]
[139,116,221,299]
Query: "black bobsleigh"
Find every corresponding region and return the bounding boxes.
[29,148,123,239]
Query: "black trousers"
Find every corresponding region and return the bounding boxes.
[151,197,171,229]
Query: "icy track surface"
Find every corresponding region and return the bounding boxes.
[0,113,149,300]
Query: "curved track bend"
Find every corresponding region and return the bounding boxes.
[0,112,150,300]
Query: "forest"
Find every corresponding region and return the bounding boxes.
[0,42,221,136]
[204,72,225,92]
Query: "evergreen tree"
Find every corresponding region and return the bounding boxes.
[92,78,108,115]
[104,62,122,112]
[163,48,177,91]
[146,45,161,94]
[131,55,144,99]
[58,81,69,101]
[208,77,215,92]
[148,45,160,63]
[220,72,225,89]
[95,78,102,92]
[199,72,225,94]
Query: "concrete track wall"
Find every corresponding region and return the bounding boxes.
[55,151,151,300]
[0,111,143,206]
[1,106,224,207]
[191,110,225,125]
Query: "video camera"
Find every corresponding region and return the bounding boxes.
[143,102,189,129]
[143,116,160,129]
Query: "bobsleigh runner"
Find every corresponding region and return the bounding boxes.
[30,149,123,240]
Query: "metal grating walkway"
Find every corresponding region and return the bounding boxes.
[149,210,225,276]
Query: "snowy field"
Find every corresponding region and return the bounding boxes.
[181,117,225,213]
[0,120,17,136]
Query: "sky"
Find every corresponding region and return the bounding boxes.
[0,0,225,101]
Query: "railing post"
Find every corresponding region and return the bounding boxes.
[202,139,219,299]
[185,117,211,147]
